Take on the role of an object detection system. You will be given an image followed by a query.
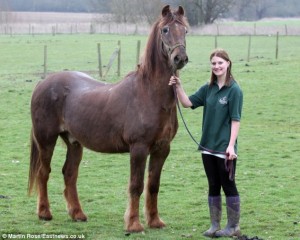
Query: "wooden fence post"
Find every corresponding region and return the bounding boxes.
[247,35,251,62]
[275,32,279,60]
[90,23,95,34]
[216,24,220,36]
[136,40,141,67]
[214,35,218,49]
[117,40,121,77]
[285,24,288,36]
[52,26,56,36]
[97,43,103,78]
[43,45,47,79]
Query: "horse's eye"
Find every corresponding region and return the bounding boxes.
[162,27,169,34]
[185,28,188,34]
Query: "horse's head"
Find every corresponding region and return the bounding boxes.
[160,5,189,71]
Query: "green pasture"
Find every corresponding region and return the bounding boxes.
[0,33,300,240]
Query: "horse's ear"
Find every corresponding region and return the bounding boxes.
[177,6,185,16]
[162,5,171,17]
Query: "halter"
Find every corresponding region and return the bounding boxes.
[161,39,186,57]
[160,22,186,58]
[161,37,186,59]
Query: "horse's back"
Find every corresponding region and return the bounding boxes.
[31,71,109,110]
[31,71,107,138]
[34,71,105,93]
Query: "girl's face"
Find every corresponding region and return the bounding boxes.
[211,56,230,79]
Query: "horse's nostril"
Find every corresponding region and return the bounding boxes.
[174,55,180,64]
[185,56,189,64]
[175,56,188,64]
[173,54,188,69]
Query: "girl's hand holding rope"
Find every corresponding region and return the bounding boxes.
[169,75,181,87]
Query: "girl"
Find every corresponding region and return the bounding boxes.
[169,49,243,237]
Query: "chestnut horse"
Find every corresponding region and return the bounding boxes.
[28,5,188,233]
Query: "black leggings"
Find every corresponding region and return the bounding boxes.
[202,154,239,197]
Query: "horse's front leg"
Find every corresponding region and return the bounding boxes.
[124,143,148,233]
[145,143,170,229]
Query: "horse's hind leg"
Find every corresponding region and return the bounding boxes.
[61,137,87,221]
[36,141,57,221]
[145,144,170,228]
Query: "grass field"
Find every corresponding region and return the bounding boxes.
[0,33,300,240]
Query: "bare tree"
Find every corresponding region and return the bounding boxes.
[135,0,163,24]
[202,0,235,24]
[179,0,234,25]
[230,0,274,21]
[109,0,162,24]
[253,0,272,20]
[109,0,132,23]
[233,0,253,20]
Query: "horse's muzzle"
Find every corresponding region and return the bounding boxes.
[172,47,188,70]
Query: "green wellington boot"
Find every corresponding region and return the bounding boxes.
[203,196,222,237]
[215,196,241,237]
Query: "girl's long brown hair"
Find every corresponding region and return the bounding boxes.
[209,48,234,87]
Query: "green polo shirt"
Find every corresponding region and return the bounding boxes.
[189,80,243,153]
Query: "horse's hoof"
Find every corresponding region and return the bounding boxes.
[38,207,53,221]
[69,209,87,222]
[148,218,166,229]
[38,213,53,221]
[126,222,144,233]
[74,216,87,222]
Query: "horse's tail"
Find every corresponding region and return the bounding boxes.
[28,130,40,195]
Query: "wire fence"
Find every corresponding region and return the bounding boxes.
[1,21,300,36]
[0,34,299,83]
[39,34,286,81]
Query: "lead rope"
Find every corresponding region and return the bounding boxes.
[172,82,235,181]
[172,84,199,147]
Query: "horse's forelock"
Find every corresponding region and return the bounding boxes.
[159,11,188,29]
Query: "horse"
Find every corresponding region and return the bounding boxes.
[28,5,189,233]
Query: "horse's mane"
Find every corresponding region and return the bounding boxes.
[137,8,189,79]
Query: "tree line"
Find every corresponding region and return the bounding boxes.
[1,0,300,26]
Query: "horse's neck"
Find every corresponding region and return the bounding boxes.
[138,34,175,105]
[137,70,175,108]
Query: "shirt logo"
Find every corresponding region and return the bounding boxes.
[219,96,228,105]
